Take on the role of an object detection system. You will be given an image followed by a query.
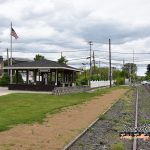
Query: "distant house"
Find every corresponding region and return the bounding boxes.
[0,56,3,76]
[4,59,81,91]
[4,57,32,66]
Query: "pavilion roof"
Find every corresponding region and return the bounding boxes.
[4,59,81,72]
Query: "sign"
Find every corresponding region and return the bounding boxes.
[39,69,50,72]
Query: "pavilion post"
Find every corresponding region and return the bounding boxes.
[26,70,29,84]
[72,71,74,82]
[44,73,48,85]
[55,69,58,86]
[72,71,75,86]
[38,71,40,82]
[33,70,36,84]
[16,70,18,84]
[63,69,65,87]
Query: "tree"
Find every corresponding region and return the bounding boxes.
[146,64,150,74]
[122,63,137,83]
[122,63,137,78]
[57,56,68,64]
[34,54,45,61]
[145,64,150,80]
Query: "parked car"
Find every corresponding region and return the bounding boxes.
[141,81,150,85]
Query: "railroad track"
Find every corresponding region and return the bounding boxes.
[63,85,150,150]
[133,86,138,150]
[121,85,150,150]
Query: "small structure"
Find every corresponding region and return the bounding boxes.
[4,59,81,91]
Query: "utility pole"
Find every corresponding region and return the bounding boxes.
[133,50,136,82]
[7,48,9,66]
[129,62,132,85]
[109,39,112,88]
[99,60,101,68]
[133,50,135,84]
[10,22,13,84]
[7,48,9,75]
[123,59,125,84]
[123,59,125,66]
[99,60,101,80]
[88,41,93,86]
[82,63,87,79]
[133,50,134,64]
[93,51,96,74]
[61,51,63,57]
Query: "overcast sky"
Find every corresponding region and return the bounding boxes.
[1,0,150,75]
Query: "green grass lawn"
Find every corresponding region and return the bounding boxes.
[0,86,129,131]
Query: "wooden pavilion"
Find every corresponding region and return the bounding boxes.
[4,59,81,91]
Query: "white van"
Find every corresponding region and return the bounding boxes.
[141,81,148,85]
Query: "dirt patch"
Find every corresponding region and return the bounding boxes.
[0,89,127,150]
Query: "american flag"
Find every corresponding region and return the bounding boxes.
[11,28,18,39]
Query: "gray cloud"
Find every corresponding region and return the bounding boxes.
[74,22,150,44]
[0,16,10,28]
[0,0,9,4]
[1,0,150,75]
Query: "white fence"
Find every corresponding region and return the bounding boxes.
[90,80,114,88]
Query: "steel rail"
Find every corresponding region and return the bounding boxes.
[133,87,139,150]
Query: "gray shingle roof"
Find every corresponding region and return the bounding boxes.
[4,59,81,71]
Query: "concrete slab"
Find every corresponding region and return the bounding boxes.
[0,87,11,96]
[0,87,51,96]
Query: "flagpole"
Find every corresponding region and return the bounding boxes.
[7,48,9,75]
[10,22,12,84]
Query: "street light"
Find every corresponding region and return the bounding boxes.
[82,63,87,79]
[88,41,93,76]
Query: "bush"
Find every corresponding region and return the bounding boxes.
[13,72,24,83]
[111,143,125,150]
[90,74,101,81]
[116,77,124,85]
[0,73,10,86]
[76,78,88,86]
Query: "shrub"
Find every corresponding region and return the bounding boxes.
[116,77,124,85]
[0,73,10,86]
[76,78,88,86]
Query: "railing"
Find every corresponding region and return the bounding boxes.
[52,86,90,95]
[90,80,114,88]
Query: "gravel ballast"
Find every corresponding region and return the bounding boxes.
[67,85,150,150]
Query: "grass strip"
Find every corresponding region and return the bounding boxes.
[0,86,129,131]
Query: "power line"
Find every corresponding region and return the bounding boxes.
[2,48,150,55]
